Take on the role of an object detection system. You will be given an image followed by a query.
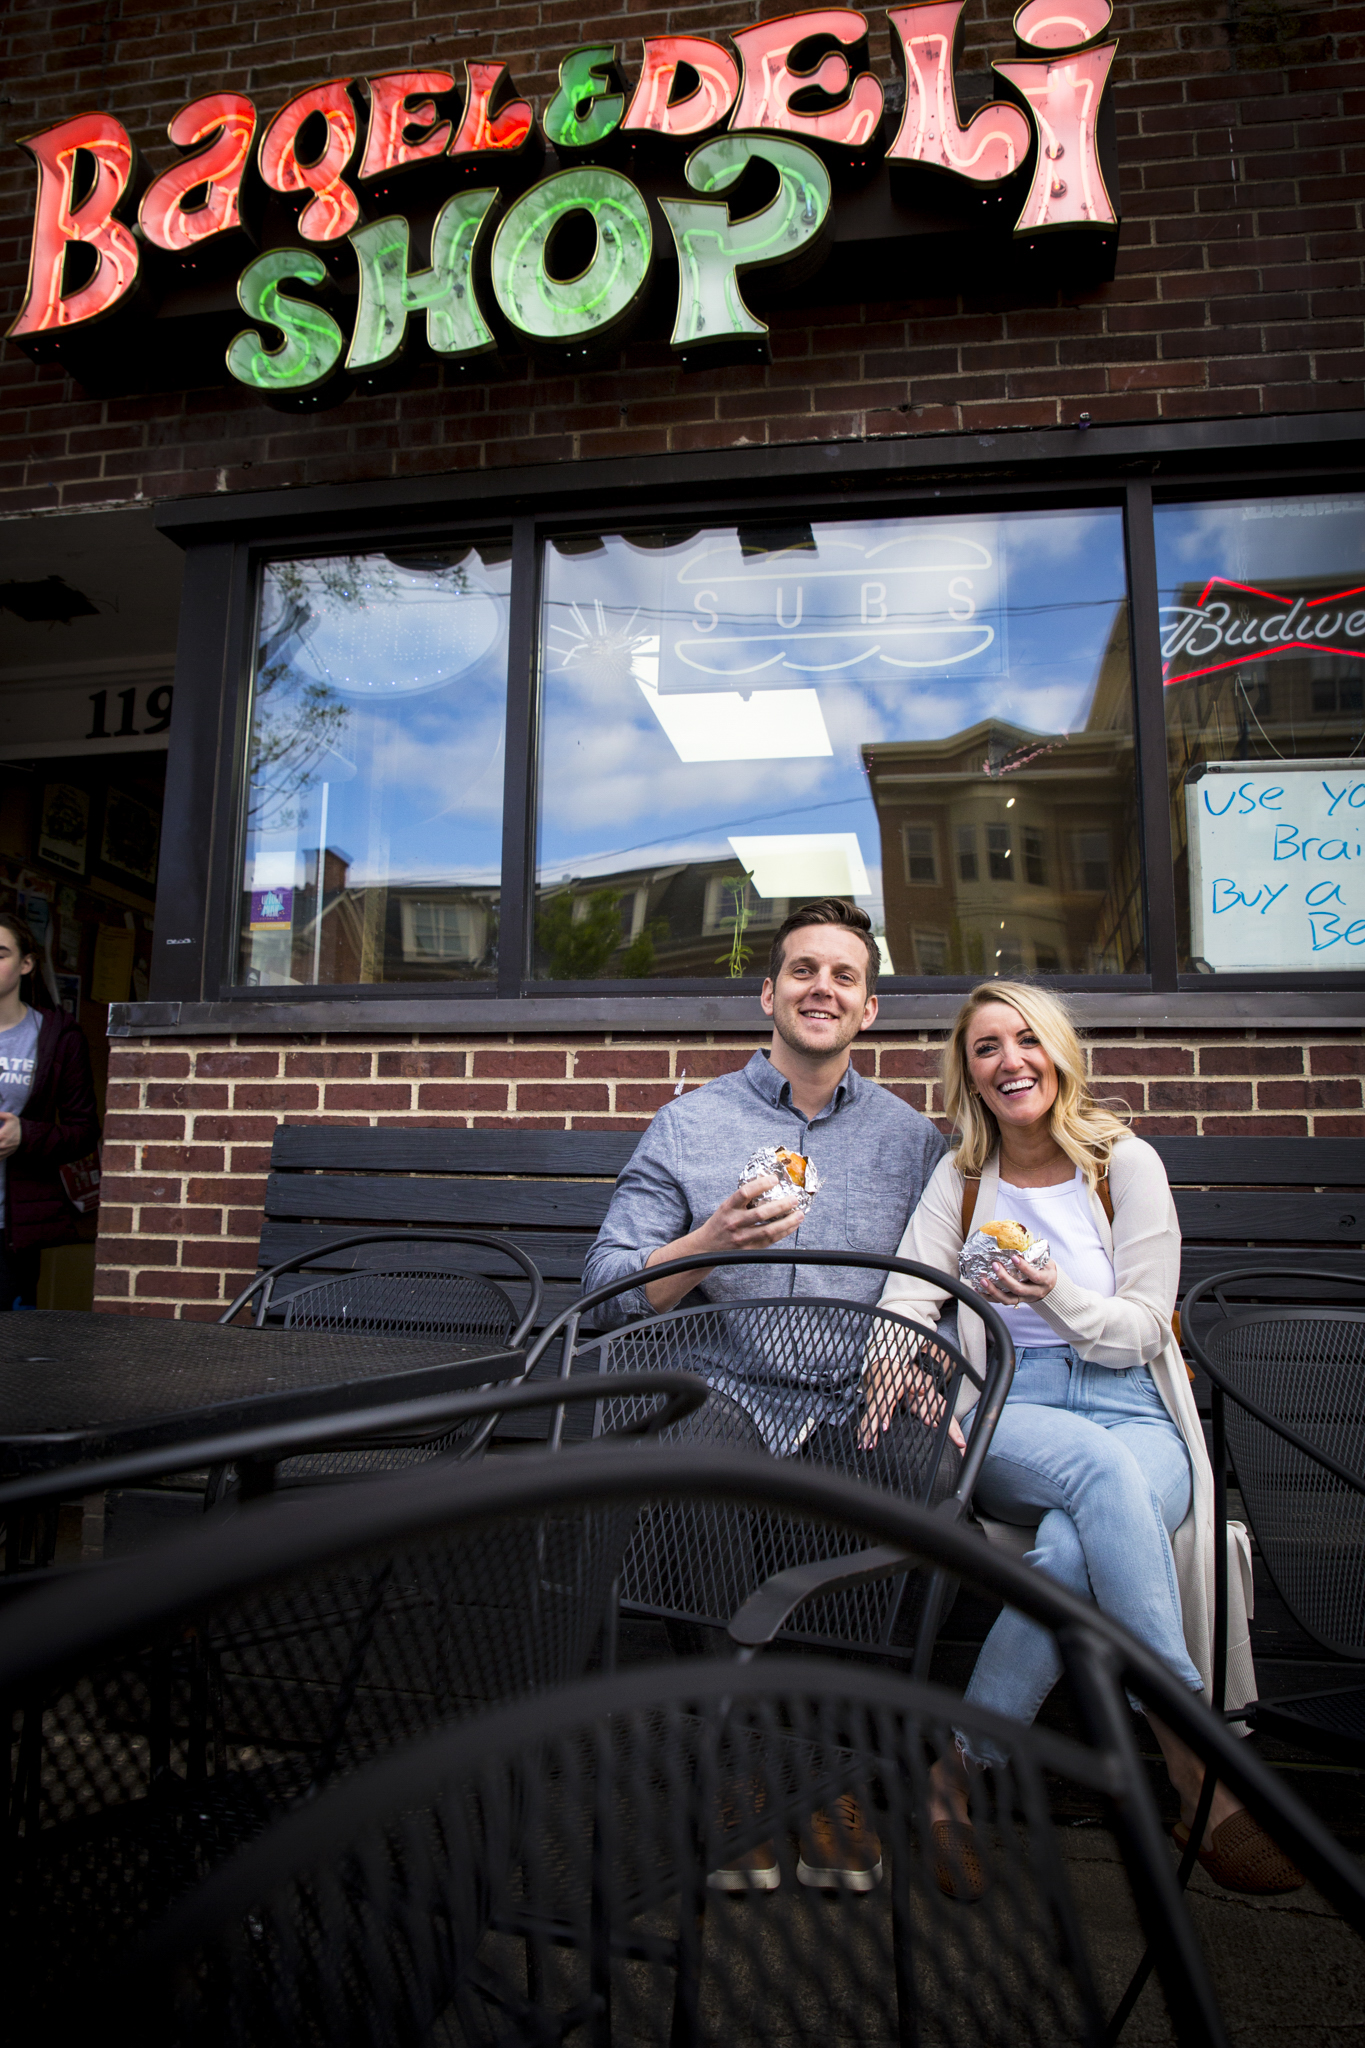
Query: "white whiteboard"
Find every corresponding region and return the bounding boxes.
[1186,761,1365,970]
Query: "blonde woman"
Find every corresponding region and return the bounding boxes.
[864,982,1301,1897]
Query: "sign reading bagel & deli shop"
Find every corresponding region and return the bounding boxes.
[6,2,1123,404]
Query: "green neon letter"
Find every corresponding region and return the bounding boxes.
[543,44,624,151]
[660,136,831,359]
[226,248,344,391]
[346,192,498,371]
[490,167,652,345]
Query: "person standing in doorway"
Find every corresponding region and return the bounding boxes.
[0,911,99,1310]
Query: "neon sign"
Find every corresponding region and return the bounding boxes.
[1162,578,1365,686]
[6,4,1122,395]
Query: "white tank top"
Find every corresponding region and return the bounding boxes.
[992,1170,1116,1350]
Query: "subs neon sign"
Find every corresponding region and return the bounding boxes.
[7,0,1121,399]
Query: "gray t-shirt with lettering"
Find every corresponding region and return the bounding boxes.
[0,1007,40,1232]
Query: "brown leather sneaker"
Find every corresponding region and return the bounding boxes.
[707,1840,780,1891]
[797,1793,883,1891]
[1172,1811,1305,1895]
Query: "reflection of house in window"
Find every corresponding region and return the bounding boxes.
[1313,675,1364,714]
[1034,944,1060,972]
[903,825,938,885]
[996,937,1023,973]
[956,824,978,882]
[401,899,488,964]
[701,875,787,935]
[987,823,1013,881]
[1072,831,1110,893]
[914,929,949,975]
[1024,826,1047,887]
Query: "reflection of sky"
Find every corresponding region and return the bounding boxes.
[245,556,510,889]
[536,511,1129,912]
[1155,494,1365,594]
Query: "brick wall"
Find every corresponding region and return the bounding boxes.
[94,1029,1365,1317]
[1,0,1363,514]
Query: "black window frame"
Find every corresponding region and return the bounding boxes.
[143,417,1365,1028]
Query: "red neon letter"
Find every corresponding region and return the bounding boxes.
[138,94,256,254]
[448,62,534,160]
[885,4,1030,183]
[729,9,883,150]
[258,80,360,241]
[993,43,1118,231]
[621,36,740,138]
[8,112,140,336]
[359,71,454,180]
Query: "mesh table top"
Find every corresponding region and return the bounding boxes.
[0,1313,522,1474]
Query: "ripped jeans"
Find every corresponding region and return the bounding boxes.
[960,1344,1202,1765]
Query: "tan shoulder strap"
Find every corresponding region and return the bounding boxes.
[1096,1172,1113,1225]
[960,1175,978,1241]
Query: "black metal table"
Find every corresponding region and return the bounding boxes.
[0,1312,524,1478]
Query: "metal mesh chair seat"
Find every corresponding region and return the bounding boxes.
[595,1297,963,1652]
[1253,1682,1365,1760]
[527,1250,1015,1666]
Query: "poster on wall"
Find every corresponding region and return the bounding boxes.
[38,784,89,875]
[1186,760,1365,970]
[100,787,161,886]
[90,924,135,1004]
[55,973,80,1016]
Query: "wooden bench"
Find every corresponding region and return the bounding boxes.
[248,1124,1365,1428]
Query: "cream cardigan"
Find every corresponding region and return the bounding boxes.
[878,1134,1255,1714]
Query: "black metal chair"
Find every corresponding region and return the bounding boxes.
[0,1375,706,2029]
[217,1229,546,1479]
[524,1248,1014,1673]
[105,1450,1365,2048]
[1182,1264,1365,1760]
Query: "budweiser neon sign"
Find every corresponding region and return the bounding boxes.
[1161,577,1365,687]
[6,1,1121,401]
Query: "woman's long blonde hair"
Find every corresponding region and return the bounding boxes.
[944,981,1130,1186]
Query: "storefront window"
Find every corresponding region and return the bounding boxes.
[533,510,1139,979]
[1157,493,1365,973]
[237,545,510,986]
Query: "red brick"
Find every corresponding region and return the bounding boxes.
[185,1176,268,1204]
[516,1084,612,1112]
[681,1050,754,1080]
[1258,1079,1363,1110]
[1310,1045,1365,1074]
[1202,1115,1309,1135]
[232,1084,320,1110]
[193,1115,279,1141]
[1147,1082,1253,1112]
[1092,1047,1195,1076]
[137,1207,224,1235]
[885,1082,929,1111]
[573,1049,671,1078]
[877,1048,941,1079]
[140,1145,225,1172]
[472,1051,570,1078]
[415,1083,511,1110]
[145,1082,231,1110]
[97,1236,177,1265]
[1312,1115,1365,1134]
[615,1083,676,1113]
[134,1271,224,1300]
[102,1113,187,1141]
[1198,1046,1306,1075]
[284,1051,375,1078]
[376,1051,468,1078]
[1129,1116,1199,1135]
[107,1050,192,1079]
[321,1083,415,1112]
[195,1051,282,1078]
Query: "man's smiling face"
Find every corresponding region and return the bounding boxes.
[762,924,876,1062]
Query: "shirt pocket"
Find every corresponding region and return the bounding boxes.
[845,1150,906,1254]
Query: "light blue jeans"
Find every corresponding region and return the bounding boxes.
[961,1344,1202,1765]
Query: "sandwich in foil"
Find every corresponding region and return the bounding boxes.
[959,1218,1051,1290]
[740,1145,821,1217]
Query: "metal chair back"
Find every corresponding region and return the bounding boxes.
[1183,1266,1365,1664]
[107,1450,1365,2048]
[526,1248,1014,1664]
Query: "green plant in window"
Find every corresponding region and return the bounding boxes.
[537,887,626,980]
[715,875,755,979]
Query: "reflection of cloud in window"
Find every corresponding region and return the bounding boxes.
[730,832,872,900]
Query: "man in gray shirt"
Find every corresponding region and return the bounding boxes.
[584,898,950,1460]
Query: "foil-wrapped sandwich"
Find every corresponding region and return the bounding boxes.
[959,1218,1051,1291]
[740,1145,822,1217]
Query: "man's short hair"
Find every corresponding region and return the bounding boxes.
[767,898,880,995]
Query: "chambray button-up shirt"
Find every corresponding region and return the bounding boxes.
[582,1051,947,1448]
[584,1049,946,1323]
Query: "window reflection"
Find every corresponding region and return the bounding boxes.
[534,511,1140,979]
[238,546,510,986]
[1157,493,1365,973]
